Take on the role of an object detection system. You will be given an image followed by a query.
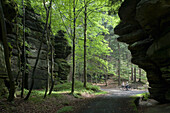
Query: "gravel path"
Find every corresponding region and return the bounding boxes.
[75,89,147,113]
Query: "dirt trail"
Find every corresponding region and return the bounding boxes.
[75,89,147,113]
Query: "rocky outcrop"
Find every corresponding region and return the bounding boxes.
[0,1,71,89]
[115,0,170,103]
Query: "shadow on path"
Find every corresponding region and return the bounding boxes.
[75,89,147,113]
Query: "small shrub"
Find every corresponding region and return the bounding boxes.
[142,92,150,101]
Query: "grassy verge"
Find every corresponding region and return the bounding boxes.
[53,81,107,97]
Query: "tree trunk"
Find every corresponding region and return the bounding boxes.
[49,45,54,95]
[0,0,15,101]
[44,38,49,98]
[71,0,76,94]
[44,52,49,98]
[131,64,133,81]
[21,0,26,98]
[44,2,52,98]
[138,68,142,82]
[83,0,87,88]
[117,43,121,86]
[105,74,108,86]
[134,66,136,82]
[126,53,129,81]
[48,6,54,96]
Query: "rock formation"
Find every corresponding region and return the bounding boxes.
[0,1,71,89]
[115,0,170,103]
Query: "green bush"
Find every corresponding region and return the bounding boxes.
[53,81,101,92]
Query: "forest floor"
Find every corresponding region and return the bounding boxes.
[0,91,98,113]
[1,81,170,113]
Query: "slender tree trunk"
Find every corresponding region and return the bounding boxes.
[83,0,87,88]
[134,66,136,82]
[44,2,52,98]
[44,51,49,98]
[138,68,142,82]
[21,0,26,98]
[78,62,81,81]
[117,43,121,86]
[24,0,52,100]
[44,37,50,98]
[48,8,54,95]
[131,64,133,81]
[126,54,129,81]
[105,74,108,86]
[71,0,76,94]
[48,45,54,95]
[0,0,15,101]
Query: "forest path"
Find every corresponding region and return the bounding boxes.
[75,89,147,113]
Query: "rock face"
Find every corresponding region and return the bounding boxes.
[0,1,71,89]
[115,0,170,103]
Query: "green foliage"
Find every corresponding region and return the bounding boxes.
[53,81,105,95]
[12,0,125,83]
[57,106,73,113]
[135,92,150,101]
[23,89,45,102]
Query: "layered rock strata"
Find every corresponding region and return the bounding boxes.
[115,0,170,103]
[0,1,71,89]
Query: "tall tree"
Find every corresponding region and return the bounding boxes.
[134,66,136,82]
[48,9,54,95]
[71,0,76,94]
[131,64,133,81]
[138,68,142,82]
[44,0,52,98]
[83,0,87,88]
[117,42,121,85]
[0,0,15,101]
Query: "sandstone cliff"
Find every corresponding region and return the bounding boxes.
[0,1,71,89]
[115,0,170,103]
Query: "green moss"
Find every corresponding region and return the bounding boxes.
[57,106,73,113]
[134,92,150,101]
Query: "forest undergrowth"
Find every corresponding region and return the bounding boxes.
[0,81,106,113]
